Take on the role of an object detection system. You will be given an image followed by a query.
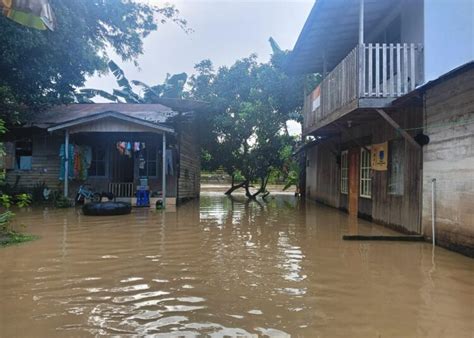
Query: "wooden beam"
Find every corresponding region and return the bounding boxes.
[375,109,421,149]
[334,122,371,153]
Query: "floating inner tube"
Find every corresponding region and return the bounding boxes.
[82,202,132,216]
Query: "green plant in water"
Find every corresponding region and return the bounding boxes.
[16,193,32,208]
[52,192,72,208]
[0,210,15,233]
[0,194,12,208]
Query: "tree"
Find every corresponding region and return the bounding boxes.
[77,60,188,104]
[189,39,320,198]
[0,0,187,117]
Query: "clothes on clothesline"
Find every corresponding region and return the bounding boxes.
[59,144,92,181]
[116,141,146,157]
[165,149,174,176]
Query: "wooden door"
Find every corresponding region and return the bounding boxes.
[348,148,359,216]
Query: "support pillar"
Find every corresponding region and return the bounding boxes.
[162,132,167,208]
[64,129,69,198]
[359,0,364,45]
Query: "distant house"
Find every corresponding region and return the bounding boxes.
[2,103,203,206]
[288,0,474,256]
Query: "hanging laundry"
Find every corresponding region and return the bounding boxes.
[165,149,174,176]
[116,142,124,155]
[124,142,132,157]
[139,154,146,170]
[84,146,92,169]
[59,143,74,180]
[74,145,81,178]
[134,142,140,152]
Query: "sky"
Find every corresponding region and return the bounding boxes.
[85,0,314,94]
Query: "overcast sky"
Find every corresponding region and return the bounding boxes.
[85,0,313,93]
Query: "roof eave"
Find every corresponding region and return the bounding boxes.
[46,111,175,134]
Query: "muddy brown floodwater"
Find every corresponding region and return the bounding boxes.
[0,192,473,337]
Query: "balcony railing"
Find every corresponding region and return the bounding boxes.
[303,43,424,134]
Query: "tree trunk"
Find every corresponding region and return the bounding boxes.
[225,179,248,195]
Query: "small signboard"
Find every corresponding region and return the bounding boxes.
[311,85,321,112]
[371,142,388,171]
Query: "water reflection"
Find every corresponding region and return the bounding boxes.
[0,193,473,337]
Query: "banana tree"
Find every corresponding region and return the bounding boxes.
[76,60,187,104]
[1,0,55,30]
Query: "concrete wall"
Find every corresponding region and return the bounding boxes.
[422,67,474,256]
[424,0,474,82]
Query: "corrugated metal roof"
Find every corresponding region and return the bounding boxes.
[287,0,397,75]
[28,103,178,129]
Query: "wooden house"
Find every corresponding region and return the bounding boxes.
[2,103,203,206]
[288,0,474,255]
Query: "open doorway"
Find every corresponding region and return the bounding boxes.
[111,146,134,183]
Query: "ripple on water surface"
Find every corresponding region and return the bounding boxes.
[0,194,473,337]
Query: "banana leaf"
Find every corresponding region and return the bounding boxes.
[108,60,133,92]
[131,80,161,100]
[112,89,142,103]
[79,89,121,103]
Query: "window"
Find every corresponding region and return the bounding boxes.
[388,139,404,195]
[15,140,32,170]
[360,147,372,198]
[89,146,106,177]
[139,145,158,177]
[340,150,348,194]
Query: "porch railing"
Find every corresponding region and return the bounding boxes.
[303,43,424,134]
[109,183,134,197]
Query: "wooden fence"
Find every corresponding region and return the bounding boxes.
[109,182,134,197]
[303,43,424,133]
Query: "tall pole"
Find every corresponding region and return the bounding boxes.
[431,178,436,246]
[64,129,69,198]
[359,0,364,45]
[162,132,167,209]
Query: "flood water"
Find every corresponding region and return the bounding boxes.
[1,192,473,337]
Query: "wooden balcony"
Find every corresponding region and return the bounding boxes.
[303,43,424,135]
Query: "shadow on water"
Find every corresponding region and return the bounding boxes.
[0,192,473,337]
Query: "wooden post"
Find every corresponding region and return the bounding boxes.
[162,132,167,208]
[64,129,69,198]
[375,109,421,149]
[358,0,365,96]
[359,0,364,45]
[322,51,328,77]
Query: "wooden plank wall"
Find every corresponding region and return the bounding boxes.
[306,143,340,208]
[4,133,63,191]
[422,67,474,256]
[371,106,422,234]
[305,106,423,233]
[177,120,201,202]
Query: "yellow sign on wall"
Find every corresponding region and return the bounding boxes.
[371,142,388,171]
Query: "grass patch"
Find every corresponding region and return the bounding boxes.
[0,231,37,247]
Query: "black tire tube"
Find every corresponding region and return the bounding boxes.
[82,202,132,216]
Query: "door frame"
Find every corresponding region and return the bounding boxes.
[348,147,359,216]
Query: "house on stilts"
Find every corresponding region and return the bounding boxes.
[1,102,204,207]
[288,0,474,256]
